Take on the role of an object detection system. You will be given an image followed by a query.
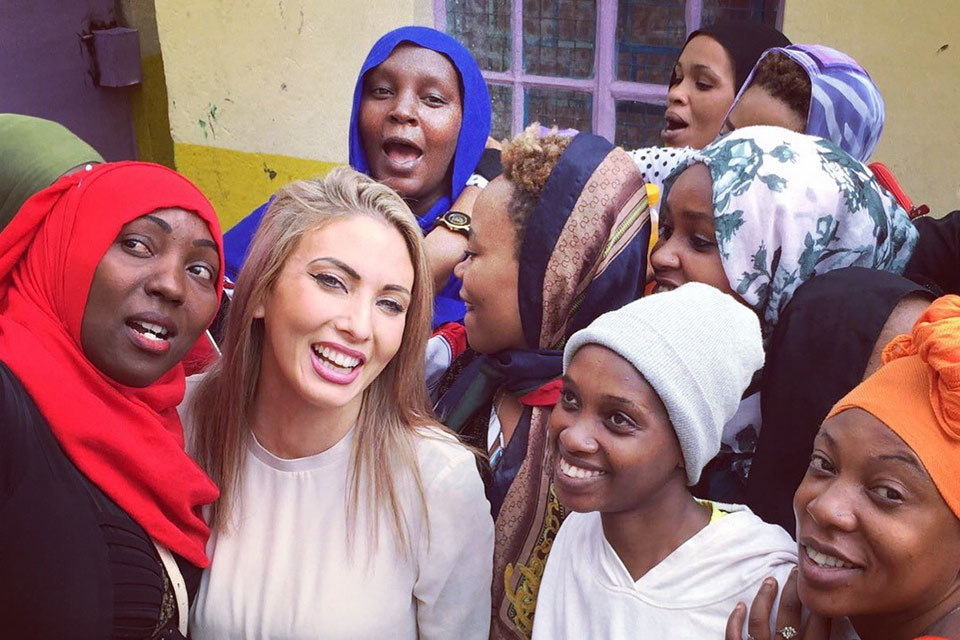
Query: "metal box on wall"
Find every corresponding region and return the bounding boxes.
[92,27,141,88]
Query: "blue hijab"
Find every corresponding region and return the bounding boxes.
[349,25,491,230]
[223,27,491,326]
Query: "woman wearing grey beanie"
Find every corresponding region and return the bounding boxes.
[532,282,797,639]
[649,125,918,504]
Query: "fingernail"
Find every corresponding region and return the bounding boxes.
[763,578,776,587]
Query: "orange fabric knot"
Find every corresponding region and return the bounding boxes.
[898,296,960,440]
[882,332,915,363]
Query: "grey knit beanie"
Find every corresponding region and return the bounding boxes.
[562,282,764,485]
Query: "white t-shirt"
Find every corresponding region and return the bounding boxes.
[189,425,494,640]
[531,504,797,640]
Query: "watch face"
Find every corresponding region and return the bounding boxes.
[445,212,470,227]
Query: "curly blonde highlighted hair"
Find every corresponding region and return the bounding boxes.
[500,123,572,256]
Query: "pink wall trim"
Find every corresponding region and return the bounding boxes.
[593,0,617,136]
[433,1,446,32]
[436,0,754,139]
[510,2,524,134]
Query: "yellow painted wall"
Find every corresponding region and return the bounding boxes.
[120,0,175,167]
[783,0,960,216]
[154,0,433,228]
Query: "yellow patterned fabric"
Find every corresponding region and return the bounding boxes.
[491,134,652,640]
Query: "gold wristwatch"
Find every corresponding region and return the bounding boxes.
[435,211,471,237]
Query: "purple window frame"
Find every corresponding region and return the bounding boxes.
[434,0,786,141]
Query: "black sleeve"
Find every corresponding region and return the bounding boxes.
[0,360,34,506]
[903,210,960,295]
[474,148,503,182]
[749,268,934,532]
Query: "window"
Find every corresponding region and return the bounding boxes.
[437,0,783,148]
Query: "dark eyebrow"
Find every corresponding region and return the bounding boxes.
[681,209,714,222]
[691,64,720,77]
[599,393,637,406]
[310,257,361,280]
[311,257,410,294]
[878,452,926,474]
[818,429,836,447]
[821,427,927,475]
[145,215,172,233]
[383,284,411,296]
[193,239,219,251]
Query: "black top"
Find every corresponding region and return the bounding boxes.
[904,211,960,296]
[747,268,935,532]
[0,360,201,640]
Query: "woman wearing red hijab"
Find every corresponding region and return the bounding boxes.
[0,162,224,640]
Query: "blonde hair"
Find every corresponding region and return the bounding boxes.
[190,166,438,552]
[500,123,573,256]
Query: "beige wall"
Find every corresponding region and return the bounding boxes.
[153,0,959,225]
[120,0,175,167]
[783,0,960,215]
[154,0,432,227]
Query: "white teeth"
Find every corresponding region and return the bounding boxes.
[558,458,607,479]
[314,345,361,369]
[805,545,855,569]
[132,320,168,340]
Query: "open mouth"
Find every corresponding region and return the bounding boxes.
[128,319,170,342]
[125,316,176,355]
[651,278,679,294]
[558,457,608,480]
[311,343,363,374]
[802,544,858,570]
[381,138,423,169]
[663,113,688,132]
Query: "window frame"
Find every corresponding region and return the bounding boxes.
[435,0,786,142]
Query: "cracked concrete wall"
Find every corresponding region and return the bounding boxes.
[155,0,433,228]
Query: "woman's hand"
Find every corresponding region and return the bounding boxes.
[424,225,469,294]
[725,568,830,640]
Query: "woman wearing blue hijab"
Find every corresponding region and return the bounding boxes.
[223,26,491,325]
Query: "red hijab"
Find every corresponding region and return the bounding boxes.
[0,162,223,567]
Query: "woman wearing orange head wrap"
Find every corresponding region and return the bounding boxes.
[726,296,960,640]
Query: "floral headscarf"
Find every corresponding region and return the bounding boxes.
[663,125,917,340]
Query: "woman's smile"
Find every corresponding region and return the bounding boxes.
[310,341,367,385]
[555,453,610,489]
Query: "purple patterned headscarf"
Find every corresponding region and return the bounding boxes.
[732,44,885,162]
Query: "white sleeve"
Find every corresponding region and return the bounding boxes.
[414,444,494,640]
[465,173,489,189]
[425,334,453,394]
[626,146,694,190]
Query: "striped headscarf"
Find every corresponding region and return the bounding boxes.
[735,44,885,162]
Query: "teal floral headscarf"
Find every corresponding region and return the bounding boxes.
[663,125,917,339]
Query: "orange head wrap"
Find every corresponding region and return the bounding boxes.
[827,295,960,518]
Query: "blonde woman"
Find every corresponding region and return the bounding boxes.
[186,167,494,639]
